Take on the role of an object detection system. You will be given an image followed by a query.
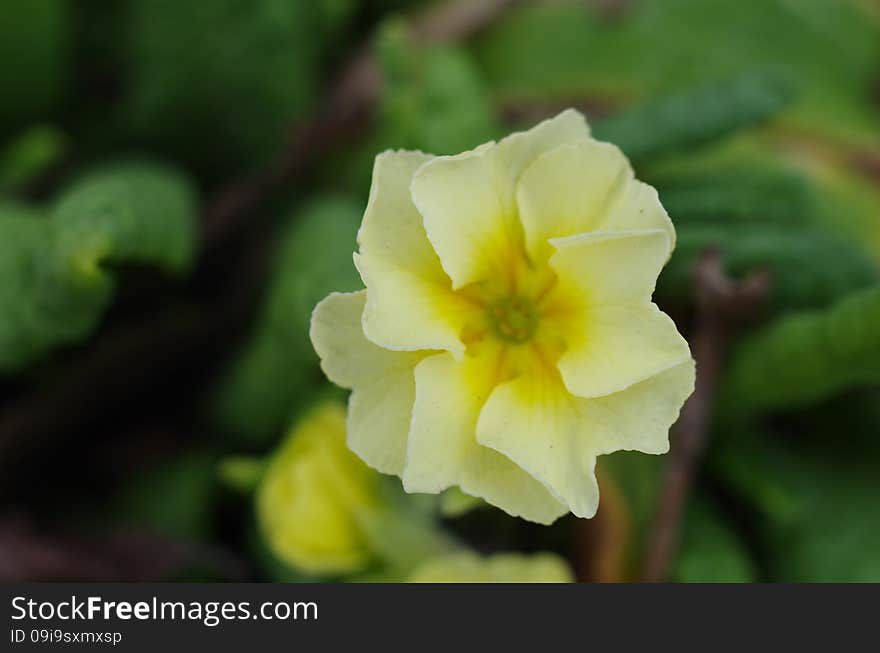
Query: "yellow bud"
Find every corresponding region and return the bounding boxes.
[257,402,379,575]
[407,551,574,583]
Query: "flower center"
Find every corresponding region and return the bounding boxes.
[488,295,539,344]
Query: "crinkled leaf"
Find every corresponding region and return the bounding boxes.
[724,285,880,413]
[593,71,794,164]
[474,0,880,147]
[0,162,198,372]
[654,164,814,228]
[714,431,880,581]
[658,224,877,312]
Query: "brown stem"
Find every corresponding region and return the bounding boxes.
[641,250,770,582]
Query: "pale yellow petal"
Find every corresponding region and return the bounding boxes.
[402,352,567,525]
[516,139,631,262]
[354,149,470,356]
[516,139,674,262]
[310,291,425,475]
[477,359,695,518]
[549,229,671,306]
[354,252,469,357]
[491,108,591,218]
[557,303,692,399]
[357,149,444,280]
[597,179,675,251]
[411,109,590,289]
[346,368,417,476]
[410,147,511,289]
[311,291,410,387]
[476,370,600,518]
[460,441,568,525]
[584,359,695,456]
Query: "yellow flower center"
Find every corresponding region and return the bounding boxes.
[457,245,575,386]
[488,295,539,344]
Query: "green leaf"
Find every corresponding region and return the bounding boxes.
[592,71,794,164]
[657,224,877,312]
[109,449,218,541]
[337,23,500,192]
[473,0,880,147]
[0,126,66,194]
[654,164,814,229]
[0,0,70,132]
[211,197,363,445]
[723,285,880,413]
[0,162,199,372]
[377,22,499,156]
[125,0,353,175]
[672,497,756,583]
[714,430,880,581]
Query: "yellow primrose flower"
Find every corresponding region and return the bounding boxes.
[311,109,695,525]
[257,402,380,575]
[407,551,574,583]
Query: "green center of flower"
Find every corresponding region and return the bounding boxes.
[488,295,539,344]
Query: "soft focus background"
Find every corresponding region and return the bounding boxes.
[1,0,879,583]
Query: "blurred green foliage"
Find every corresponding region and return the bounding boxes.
[592,71,794,164]
[337,24,500,191]
[0,162,197,371]
[125,0,355,174]
[474,0,880,144]
[0,0,70,134]
[673,497,756,583]
[0,0,878,583]
[110,449,218,541]
[0,126,67,194]
[725,286,880,413]
[211,197,362,445]
[715,430,880,582]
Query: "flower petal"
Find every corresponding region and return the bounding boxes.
[357,149,443,280]
[346,369,418,476]
[516,139,673,263]
[310,291,425,474]
[477,359,695,518]
[411,146,511,290]
[354,253,470,357]
[598,179,675,251]
[556,302,692,399]
[403,352,567,524]
[412,109,590,289]
[353,150,472,356]
[584,359,695,456]
[549,229,671,306]
[492,108,591,217]
[476,369,600,518]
